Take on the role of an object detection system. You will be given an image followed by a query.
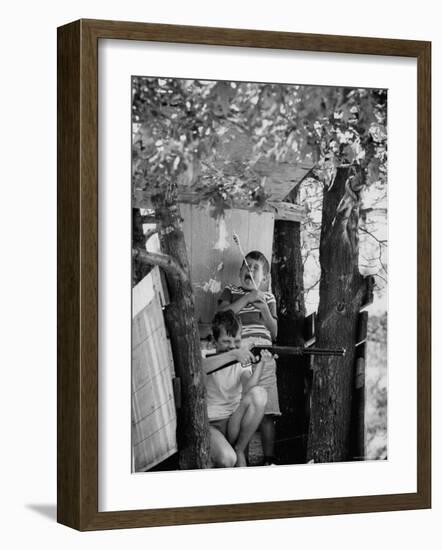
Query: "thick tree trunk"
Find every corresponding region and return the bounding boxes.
[272,219,308,464]
[132,208,152,286]
[307,166,366,463]
[152,195,210,470]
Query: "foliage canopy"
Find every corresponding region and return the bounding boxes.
[132,78,387,217]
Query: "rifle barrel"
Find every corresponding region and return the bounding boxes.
[206,345,345,375]
[252,345,346,357]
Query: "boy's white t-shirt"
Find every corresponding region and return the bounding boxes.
[203,352,251,421]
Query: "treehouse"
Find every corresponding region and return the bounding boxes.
[132,137,373,471]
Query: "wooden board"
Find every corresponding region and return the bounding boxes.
[253,160,313,201]
[268,201,307,222]
[189,204,220,325]
[181,204,275,327]
[303,312,317,347]
[132,279,177,472]
[350,311,369,460]
[132,421,177,472]
[222,208,250,288]
[132,398,176,445]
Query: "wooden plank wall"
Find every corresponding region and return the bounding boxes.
[132,271,177,472]
[350,311,368,460]
[180,203,275,328]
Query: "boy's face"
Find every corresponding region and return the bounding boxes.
[239,258,266,290]
[215,327,242,353]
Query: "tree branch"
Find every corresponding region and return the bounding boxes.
[305,277,321,292]
[359,226,387,246]
[378,246,388,275]
[375,272,388,284]
[133,248,187,283]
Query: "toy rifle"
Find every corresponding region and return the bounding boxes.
[206,344,346,375]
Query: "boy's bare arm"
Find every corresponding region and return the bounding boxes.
[218,292,253,313]
[202,347,254,374]
[254,300,278,339]
[241,351,272,393]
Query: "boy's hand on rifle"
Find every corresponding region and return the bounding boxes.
[232,347,256,366]
[252,349,276,373]
[258,349,274,364]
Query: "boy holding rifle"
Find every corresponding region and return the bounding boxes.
[202,310,272,468]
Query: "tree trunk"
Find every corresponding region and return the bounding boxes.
[152,195,210,470]
[272,219,308,464]
[307,166,366,463]
[132,208,152,286]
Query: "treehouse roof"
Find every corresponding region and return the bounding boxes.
[133,125,314,214]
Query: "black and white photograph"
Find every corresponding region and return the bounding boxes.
[2,0,435,542]
[131,76,388,472]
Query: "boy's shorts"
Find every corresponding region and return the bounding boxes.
[243,336,281,416]
[209,417,229,436]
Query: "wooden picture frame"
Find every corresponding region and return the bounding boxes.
[57,19,431,530]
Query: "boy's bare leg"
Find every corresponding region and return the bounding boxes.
[209,426,237,468]
[227,386,267,467]
[260,415,275,462]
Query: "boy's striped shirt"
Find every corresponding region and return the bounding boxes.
[218,284,277,342]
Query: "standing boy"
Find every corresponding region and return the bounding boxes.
[202,310,269,468]
[218,250,280,465]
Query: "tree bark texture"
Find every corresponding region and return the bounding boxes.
[132,208,152,286]
[307,166,367,463]
[152,194,210,470]
[272,219,309,464]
